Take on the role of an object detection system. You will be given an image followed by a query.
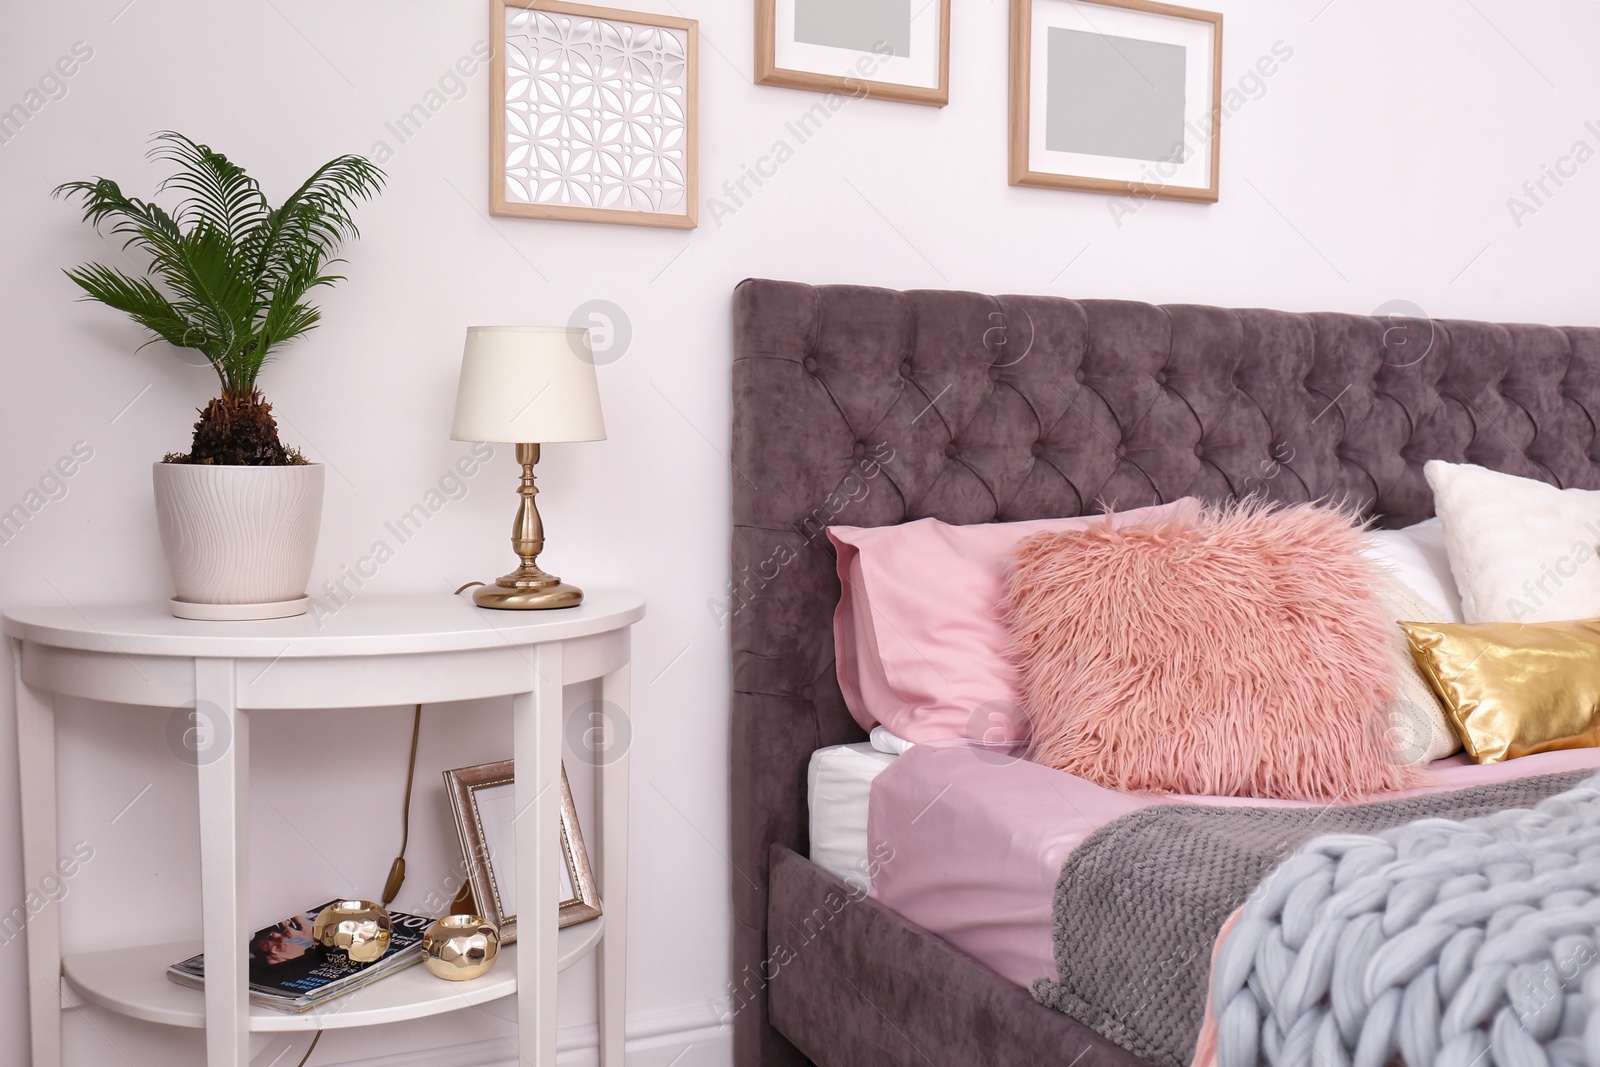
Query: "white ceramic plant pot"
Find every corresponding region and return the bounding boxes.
[152,462,325,621]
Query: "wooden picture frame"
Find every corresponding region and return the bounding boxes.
[1009,0,1221,202]
[756,0,950,107]
[443,759,601,946]
[490,0,699,228]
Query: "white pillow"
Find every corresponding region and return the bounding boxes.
[868,725,915,755]
[1371,573,1460,763]
[1361,517,1464,622]
[1425,460,1600,623]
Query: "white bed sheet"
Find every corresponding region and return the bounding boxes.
[806,742,896,890]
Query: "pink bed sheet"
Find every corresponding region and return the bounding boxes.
[867,741,1600,990]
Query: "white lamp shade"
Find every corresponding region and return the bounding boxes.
[449,326,607,444]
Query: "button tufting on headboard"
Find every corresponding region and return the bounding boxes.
[727,278,1600,1067]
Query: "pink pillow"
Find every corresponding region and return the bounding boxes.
[829,499,1201,744]
[1003,502,1417,800]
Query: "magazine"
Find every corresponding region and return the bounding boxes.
[167,901,434,1013]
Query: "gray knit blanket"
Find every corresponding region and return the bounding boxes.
[1031,772,1591,1067]
[1212,772,1600,1067]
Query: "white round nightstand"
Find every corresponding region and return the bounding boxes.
[5,590,645,1067]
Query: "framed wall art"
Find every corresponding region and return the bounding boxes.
[1010,0,1221,202]
[491,0,698,228]
[444,759,602,945]
[756,0,950,107]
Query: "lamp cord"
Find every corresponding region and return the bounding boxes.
[293,1031,322,1067]
[381,705,423,908]
[297,707,420,1065]
[383,576,479,906]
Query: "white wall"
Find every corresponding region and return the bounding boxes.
[2,1,1598,1063]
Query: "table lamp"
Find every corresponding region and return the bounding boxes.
[450,326,606,609]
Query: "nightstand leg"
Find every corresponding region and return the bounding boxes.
[514,643,563,1066]
[196,659,250,1067]
[597,658,630,1067]
[15,643,62,1067]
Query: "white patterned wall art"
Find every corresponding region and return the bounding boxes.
[491,0,698,228]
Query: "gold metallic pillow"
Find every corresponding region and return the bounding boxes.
[1400,618,1600,763]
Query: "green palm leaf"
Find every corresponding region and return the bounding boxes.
[149,131,271,250]
[247,154,385,289]
[63,263,206,352]
[55,177,188,267]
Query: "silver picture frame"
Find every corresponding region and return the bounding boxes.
[443,759,601,945]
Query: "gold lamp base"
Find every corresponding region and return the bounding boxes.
[474,442,584,611]
[473,576,584,610]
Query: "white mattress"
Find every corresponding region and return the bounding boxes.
[806,742,896,889]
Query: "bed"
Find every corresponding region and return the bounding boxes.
[728,278,1600,1067]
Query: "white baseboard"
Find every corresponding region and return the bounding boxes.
[320,1004,732,1067]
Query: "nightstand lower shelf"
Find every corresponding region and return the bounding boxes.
[62,919,604,1032]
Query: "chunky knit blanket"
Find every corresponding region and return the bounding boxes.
[1031,771,1591,1067]
[1213,772,1600,1067]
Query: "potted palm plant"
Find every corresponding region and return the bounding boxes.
[57,132,384,620]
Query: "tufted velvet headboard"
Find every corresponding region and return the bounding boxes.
[728,277,1600,1065]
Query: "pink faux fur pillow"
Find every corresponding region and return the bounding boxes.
[1003,502,1417,801]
